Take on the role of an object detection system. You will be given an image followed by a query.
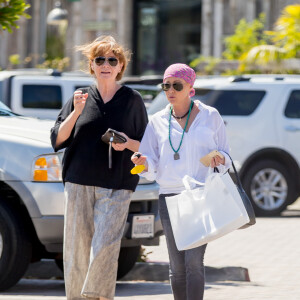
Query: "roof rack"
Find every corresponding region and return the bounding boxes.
[46,69,61,76]
[229,74,300,82]
[229,76,251,82]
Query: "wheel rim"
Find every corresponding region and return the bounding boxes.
[250,168,287,211]
[0,232,3,259]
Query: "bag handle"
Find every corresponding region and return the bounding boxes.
[182,175,204,190]
[222,152,243,190]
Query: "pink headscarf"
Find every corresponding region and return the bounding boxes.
[163,63,196,97]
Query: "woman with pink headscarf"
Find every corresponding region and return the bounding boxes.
[132,63,231,300]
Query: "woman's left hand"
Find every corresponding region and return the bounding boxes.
[210,155,225,168]
[112,132,129,151]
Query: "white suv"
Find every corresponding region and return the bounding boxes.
[148,75,300,216]
[0,101,162,291]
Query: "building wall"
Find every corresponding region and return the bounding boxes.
[0,0,296,72]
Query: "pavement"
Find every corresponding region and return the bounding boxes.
[141,199,300,299]
[1,199,300,299]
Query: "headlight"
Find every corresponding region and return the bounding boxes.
[32,153,63,182]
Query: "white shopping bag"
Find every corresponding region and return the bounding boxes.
[166,172,249,251]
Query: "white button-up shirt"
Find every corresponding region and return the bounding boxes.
[139,100,231,194]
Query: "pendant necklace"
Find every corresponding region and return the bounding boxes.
[169,101,193,160]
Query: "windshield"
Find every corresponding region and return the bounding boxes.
[147,91,168,115]
[0,101,11,111]
[0,101,19,116]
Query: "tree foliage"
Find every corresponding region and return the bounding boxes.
[0,0,30,33]
[267,4,300,58]
[191,5,300,75]
[241,4,300,69]
[223,14,268,60]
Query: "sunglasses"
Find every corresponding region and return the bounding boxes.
[94,56,118,67]
[161,82,184,92]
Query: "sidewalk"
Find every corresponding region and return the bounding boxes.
[142,200,300,299]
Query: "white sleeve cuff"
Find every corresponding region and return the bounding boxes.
[139,158,157,181]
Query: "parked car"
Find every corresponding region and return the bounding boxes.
[121,75,162,109]
[124,83,161,109]
[120,74,163,86]
[0,101,162,291]
[148,75,300,216]
[0,69,94,119]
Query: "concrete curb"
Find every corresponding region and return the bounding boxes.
[25,260,250,282]
[121,262,250,282]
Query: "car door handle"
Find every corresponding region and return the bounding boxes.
[285,125,300,132]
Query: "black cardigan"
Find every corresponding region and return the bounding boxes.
[50,85,148,191]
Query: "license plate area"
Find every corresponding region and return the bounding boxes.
[131,214,154,238]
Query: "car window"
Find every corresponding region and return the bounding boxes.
[204,90,265,116]
[22,85,62,109]
[284,90,300,119]
[136,89,159,102]
[147,88,215,115]
[148,89,265,116]
[125,84,161,108]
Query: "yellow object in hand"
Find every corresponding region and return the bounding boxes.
[130,165,145,174]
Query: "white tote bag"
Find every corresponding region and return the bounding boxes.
[165,171,250,251]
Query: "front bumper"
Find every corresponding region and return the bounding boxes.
[17,180,162,253]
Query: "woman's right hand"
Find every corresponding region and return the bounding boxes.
[73,90,88,116]
[131,152,148,169]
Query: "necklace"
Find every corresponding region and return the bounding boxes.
[171,102,194,120]
[169,101,194,160]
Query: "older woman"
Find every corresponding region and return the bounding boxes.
[50,36,148,300]
[132,63,231,300]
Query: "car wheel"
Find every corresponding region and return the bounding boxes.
[0,201,32,291]
[117,246,141,279]
[55,258,64,272]
[243,160,297,216]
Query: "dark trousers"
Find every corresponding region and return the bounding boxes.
[159,194,207,300]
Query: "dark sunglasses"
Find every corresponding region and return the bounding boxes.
[94,56,118,67]
[161,82,184,92]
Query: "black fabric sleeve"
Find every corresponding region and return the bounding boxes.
[132,90,149,141]
[50,96,75,152]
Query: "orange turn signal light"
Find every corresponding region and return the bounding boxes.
[33,170,48,181]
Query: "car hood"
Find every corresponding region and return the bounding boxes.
[0,116,55,145]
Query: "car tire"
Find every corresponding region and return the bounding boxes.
[0,201,32,291]
[55,246,141,280]
[242,160,297,216]
[117,246,141,280]
[55,258,64,272]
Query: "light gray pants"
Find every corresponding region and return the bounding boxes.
[64,182,132,300]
